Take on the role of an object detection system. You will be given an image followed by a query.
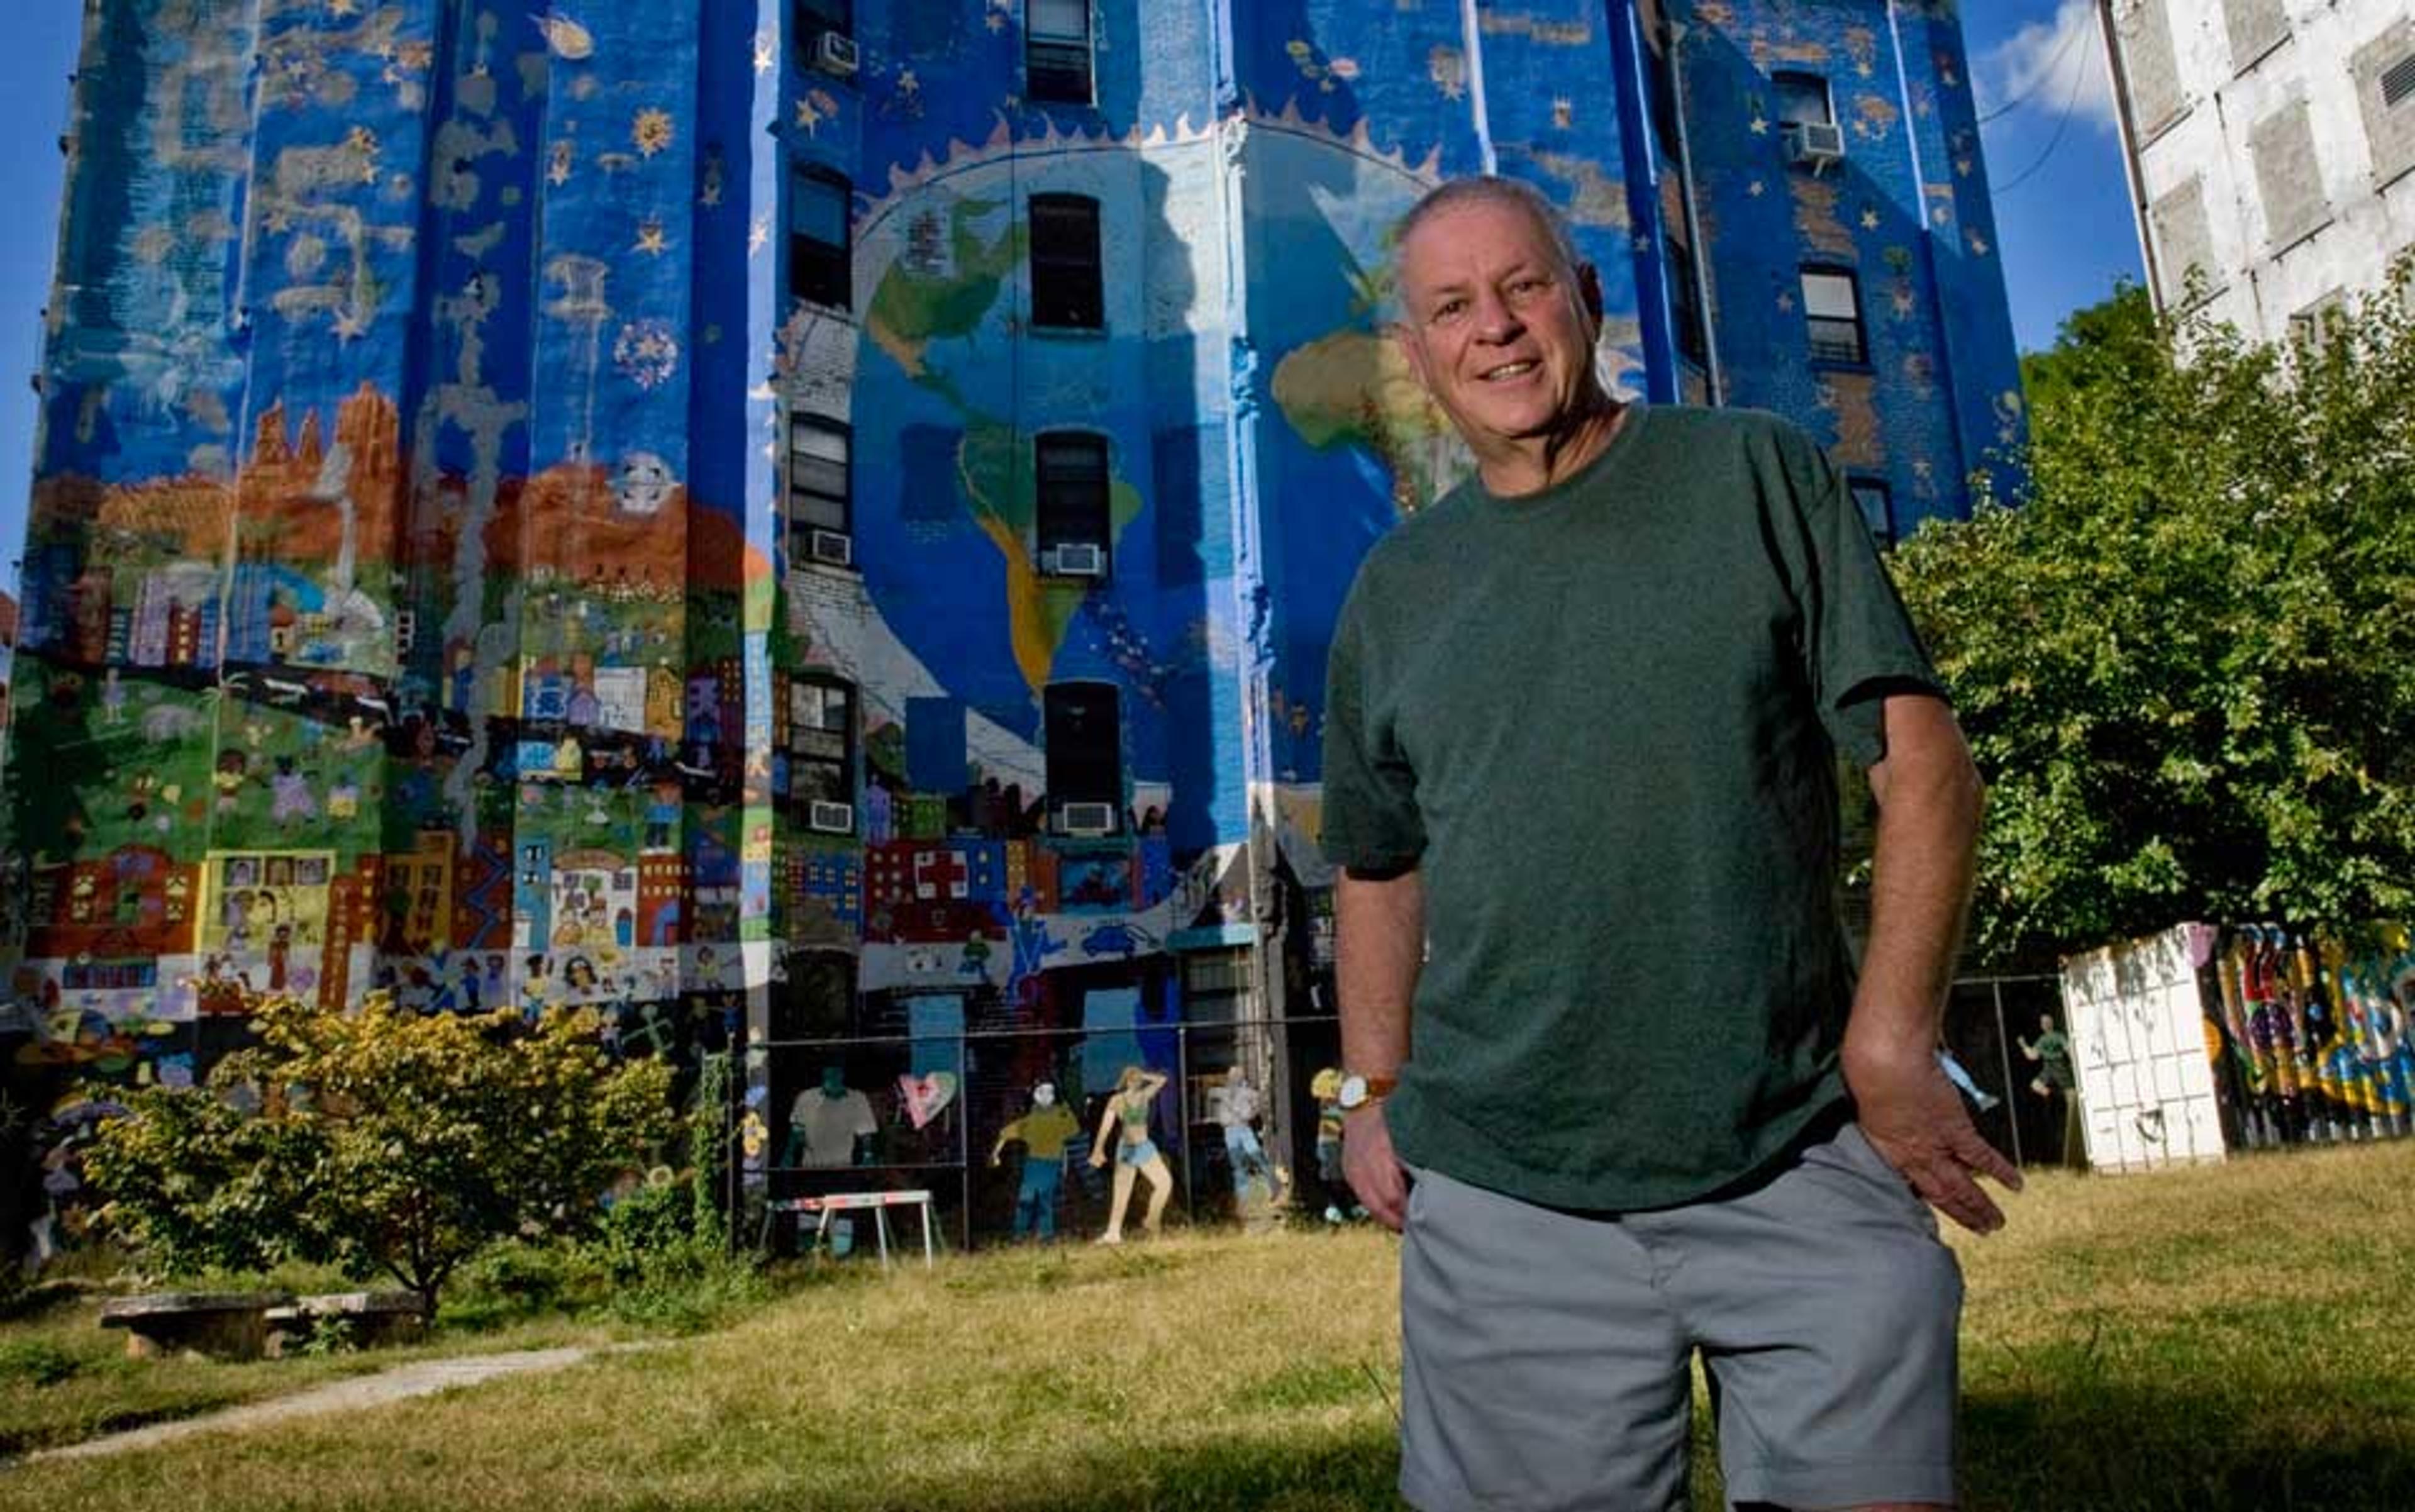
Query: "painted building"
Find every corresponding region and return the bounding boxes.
[2102,0,2415,341]
[4,1,2020,1247]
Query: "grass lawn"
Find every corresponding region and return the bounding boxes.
[3,1141,2413,1509]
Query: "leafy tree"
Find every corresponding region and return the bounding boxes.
[2016,281,2158,417]
[88,995,675,1315]
[1893,267,2415,964]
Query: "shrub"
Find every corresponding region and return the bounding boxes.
[86,994,676,1316]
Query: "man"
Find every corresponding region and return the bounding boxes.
[1322,176,2019,1512]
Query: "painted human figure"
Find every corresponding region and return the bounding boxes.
[1311,1066,1346,1185]
[2018,1013,2074,1099]
[786,1065,877,1169]
[1087,1065,1172,1243]
[990,1080,1080,1240]
[1215,1067,1280,1207]
[1936,1045,1999,1112]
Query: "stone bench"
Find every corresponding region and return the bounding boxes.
[99,1291,296,1362]
[265,1291,428,1355]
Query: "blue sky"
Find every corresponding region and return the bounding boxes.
[0,2,2141,601]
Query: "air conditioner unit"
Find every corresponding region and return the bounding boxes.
[815,31,860,76]
[808,800,855,834]
[1786,121,1846,170]
[1057,801,1118,838]
[809,528,853,568]
[1048,542,1105,577]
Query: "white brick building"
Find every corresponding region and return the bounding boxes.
[2102,0,2415,342]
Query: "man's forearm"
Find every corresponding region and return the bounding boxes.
[1336,867,1424,1076]
[1845,696,1982,1065]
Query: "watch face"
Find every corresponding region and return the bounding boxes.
[1338,1074,1368,1109]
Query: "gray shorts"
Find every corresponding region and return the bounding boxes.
[1399,1121,1962,1511]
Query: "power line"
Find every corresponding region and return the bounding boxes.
[1977,11,2085,127]
[1988,20,2094,197]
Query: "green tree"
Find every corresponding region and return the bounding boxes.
[89,996,675,1315]
[1893,267,2415,964]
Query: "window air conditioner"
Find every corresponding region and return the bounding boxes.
[1048,542,1105,577]
[809,528,853,568]
[816,31,860,76]
[1057,801,1118,837]
[808,800,855,834]
[1786,121,1846,170]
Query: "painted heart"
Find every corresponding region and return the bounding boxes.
[898,1070,958,1129]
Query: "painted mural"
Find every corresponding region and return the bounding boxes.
[4,1,2024,1252]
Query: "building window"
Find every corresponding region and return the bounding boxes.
[1030,193,1104,330]
[1026,0,1094,104]
[1772,72,1833,130]
[1848,477,1894,547]
[2288,291,2347,351]
[1667,240,1707,367]
[2353,29,2415,188]
[786,413,850,564]
[794,0,852,47]
[1035,432,1111,576]
[789,165,851,311]
[788,676,856,817]
[2250,101,2328,253]
[1044,682,1121,831]
[1801,268,1866,365]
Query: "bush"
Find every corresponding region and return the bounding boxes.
[86,994,677,1316]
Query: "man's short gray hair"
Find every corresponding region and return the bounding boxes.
[1392,176,1586,297]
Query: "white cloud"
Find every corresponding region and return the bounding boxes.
[1974,0,2120,138]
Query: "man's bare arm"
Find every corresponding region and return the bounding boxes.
[1843,692,2022,1234]
[1336,865,1423,1230]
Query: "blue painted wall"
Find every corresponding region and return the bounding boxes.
[4,2,2022,1238]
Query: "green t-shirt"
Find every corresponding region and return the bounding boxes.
[1319,404,1945,1211]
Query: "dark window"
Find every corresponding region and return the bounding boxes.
[786,412,850,554]
[1774,71,1834,130]
[794,0,852,46]
[1030,194,1104,330]
[1666,241,1707,366]
[1045,682,1121,813]
[1849,477,1894,547]
[788,677,855,811]
[1801,267,1866,365]
[789,165,851,311]
[1027,0,1094,104]
[1035,431,1111,570]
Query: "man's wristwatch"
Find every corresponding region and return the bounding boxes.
[1336,1072,1397,1111]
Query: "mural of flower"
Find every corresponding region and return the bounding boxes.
[632,108,674,158]
[613,320,680,390]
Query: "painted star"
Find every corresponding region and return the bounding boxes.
[1775,292,1795,313]
[1860,208,1881,231]
[755,33,775,74]
[749,215,769,255]
[1746,179,1767,197]
[1748,114,1769,135]
[635,218,668,255]
[796,96,823,131]
[332,308,367,341]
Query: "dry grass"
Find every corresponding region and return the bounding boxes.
[4,1143,2414,1509]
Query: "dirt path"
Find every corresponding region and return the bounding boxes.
[20,1345,616,1464]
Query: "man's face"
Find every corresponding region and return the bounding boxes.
[1392,196,1603,453]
